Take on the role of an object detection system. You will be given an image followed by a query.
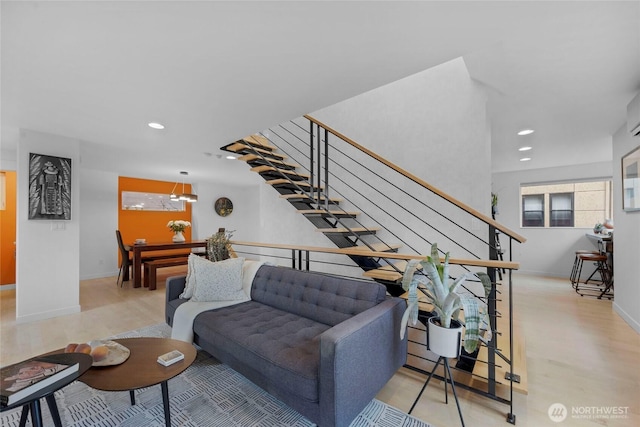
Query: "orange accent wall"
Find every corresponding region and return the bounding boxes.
[0,171,17,285]
[118,177,193,263]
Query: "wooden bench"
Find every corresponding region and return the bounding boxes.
[144,257,190,290]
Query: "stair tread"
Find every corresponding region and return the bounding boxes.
[225,143,286,159]
[363,261,409,281]
[266,179,323,190]
[363,270,401,281]
[315,227,380,234]
[242,134,276,150]
[280,194,342,202]
[239,154,299,169]
[251,165,310,179]
[349,243,402,253]
[297,209,359,217]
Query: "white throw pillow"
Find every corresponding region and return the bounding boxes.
[241,259,265,296]
[190,256,246,302]
[179,254,199,299]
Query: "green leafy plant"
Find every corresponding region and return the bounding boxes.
[399,243,492,353]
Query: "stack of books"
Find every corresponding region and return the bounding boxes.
[1,356,79,407]
[157,350,184,366]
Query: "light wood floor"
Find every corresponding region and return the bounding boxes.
[1,271,639,427]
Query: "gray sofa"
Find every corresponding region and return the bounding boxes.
[165,264,407,427]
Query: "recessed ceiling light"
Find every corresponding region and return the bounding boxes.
[517,129,534,136]
[225,155,237,160]
[518,146,532,151]
[520,157,532,162]
[148,122,165,130]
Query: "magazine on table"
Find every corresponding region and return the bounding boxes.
[1,356,79,407]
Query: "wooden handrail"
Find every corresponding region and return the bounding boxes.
[229,240,520,271]
[304,114,527,244]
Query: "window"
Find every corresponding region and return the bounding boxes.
[520,180,611,228]
[121,191,185,211]
[522,195,544,227]
[550,193,574,227]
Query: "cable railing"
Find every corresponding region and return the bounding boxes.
[262,117,525,274]
[231,115,526,424]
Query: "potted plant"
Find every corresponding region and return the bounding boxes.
[399,243,492,357]
[593,223,604,234]
[207,228,234,262]
[167,220,191,242]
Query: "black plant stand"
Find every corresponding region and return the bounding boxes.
[408,355,465,427]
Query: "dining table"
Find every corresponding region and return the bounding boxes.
[129,240,207,288]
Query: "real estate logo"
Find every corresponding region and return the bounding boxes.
[548,403,629,422]
[548,403,568,422]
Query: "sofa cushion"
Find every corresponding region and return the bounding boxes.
[189,256,246,302]
[250,265,387,326]
[193,301,330,403]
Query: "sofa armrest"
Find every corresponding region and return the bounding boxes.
[166,275,187,304]
[319,297,407,427]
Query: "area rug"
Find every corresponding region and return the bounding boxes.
[1,323,433,427]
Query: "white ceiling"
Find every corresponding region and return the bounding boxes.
[2,1,639,185]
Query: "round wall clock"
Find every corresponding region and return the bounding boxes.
[214,197,233,217]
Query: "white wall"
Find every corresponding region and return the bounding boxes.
[491,161,613,277]
[16,130,81,323]
[191,181,262,244]
[612,125,640,333]
[313,57,491,260]
[257,58,493,273]
[79,169,119,279]
[0,151,17,171]
[314,58,490,213]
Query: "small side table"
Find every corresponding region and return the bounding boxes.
[1,353,93,427]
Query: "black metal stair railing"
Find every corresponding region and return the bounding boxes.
[222,115,526,425]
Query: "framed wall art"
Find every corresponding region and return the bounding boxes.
[214,197,233,217]
[622,145,640,212]
[28,153,72,220]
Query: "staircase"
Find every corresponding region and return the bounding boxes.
[222,134,407,294]
[222,117,527,423]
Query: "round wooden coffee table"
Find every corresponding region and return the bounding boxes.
[78,338,196,427]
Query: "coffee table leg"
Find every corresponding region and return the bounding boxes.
[29,400,43,427]
[161,380,170,427]
[129,390,136,405]
[45,394,63,427]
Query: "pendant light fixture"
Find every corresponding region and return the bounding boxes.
[170,171,198,203]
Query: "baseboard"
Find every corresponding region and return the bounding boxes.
[80,270,119,281]
[16,304,81,324]
[613,302,640,335]
[513,270,567,279]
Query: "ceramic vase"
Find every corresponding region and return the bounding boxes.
[427,317,463,358]
[172,230,185,242]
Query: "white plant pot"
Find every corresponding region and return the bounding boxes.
[172,231,186,242]
[427,317,463,358]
